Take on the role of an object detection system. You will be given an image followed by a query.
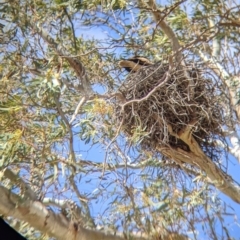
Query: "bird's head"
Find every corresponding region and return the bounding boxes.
[119,56,153,72]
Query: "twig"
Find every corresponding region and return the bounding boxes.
[121,70,171,109]
[32,21,93,96]
[70,96,86,125]
[142,0,194,100]
[197,51,240,121]
[54,95,76,163]
[0,168,37,200]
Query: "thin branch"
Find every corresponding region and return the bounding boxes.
[197,51,240,121]
[54,95,76,163]
[0,168,37,200]
[229,132,240,162]
[70,96,86,125]
[142,0,194,100]
[68,174,95,229]
[32,21,93,95]
[208,18,220,58]
[63,7,77,52]
[143,0,182,60]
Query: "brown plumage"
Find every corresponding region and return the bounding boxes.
[119,56,153,72]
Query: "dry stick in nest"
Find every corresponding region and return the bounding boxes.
[117,61,240,203]
[118,61,222,160]
[120,69,171,109]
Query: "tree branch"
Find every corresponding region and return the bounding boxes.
[0,186,188,240]
[144,0,181,59]
[158,124,240,203]
[197,51,240,121]
[142,0,194,100]
[0,168,37,200]
[228,132,240,162]
[33,22,93,96]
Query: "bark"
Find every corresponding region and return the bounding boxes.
[0,185,188,240]
[157,123,240,204]
[145,0,182,55]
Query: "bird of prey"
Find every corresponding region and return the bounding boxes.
[119,56,153,72]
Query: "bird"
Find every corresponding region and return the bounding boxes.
[119,56,153,72]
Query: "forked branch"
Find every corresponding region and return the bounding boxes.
[162,124,240,204]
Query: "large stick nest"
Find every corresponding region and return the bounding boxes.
[115,61,224,160]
